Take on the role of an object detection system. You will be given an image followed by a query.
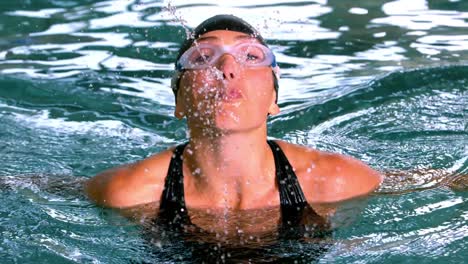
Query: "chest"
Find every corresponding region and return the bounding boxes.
[187,207,282,237]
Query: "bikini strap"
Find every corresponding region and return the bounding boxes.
[267,139,315,236]
[156,142,191,229]
[267,140,330,238]
[267,140,308,206]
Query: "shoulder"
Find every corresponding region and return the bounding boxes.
[85,147,176,208]
[274,140,383,203]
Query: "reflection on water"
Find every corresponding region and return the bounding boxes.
[0,0,467,263]
[140,206,333,263]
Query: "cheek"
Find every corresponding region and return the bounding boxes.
[180,69,223,97]
[245,71,274,102]
[178,71,223,118]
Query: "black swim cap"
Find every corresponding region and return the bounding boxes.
[172,14,279,101]
[175,14,267,62]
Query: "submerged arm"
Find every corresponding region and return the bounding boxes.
[0,174,88,199]
[378,168,467,194]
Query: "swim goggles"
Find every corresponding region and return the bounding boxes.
[176,42,277,71]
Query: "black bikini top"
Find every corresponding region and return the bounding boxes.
[155,140,329,238]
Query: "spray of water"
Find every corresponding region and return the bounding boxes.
[163,1,193,41]
[161,1,281,245]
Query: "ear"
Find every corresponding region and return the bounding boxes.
[268,91,280,115]
[268,103,280,116]
[268,67,280,115]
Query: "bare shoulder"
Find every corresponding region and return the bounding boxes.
[85,147,175,208]
[274,140,383,203]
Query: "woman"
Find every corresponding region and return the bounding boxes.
[85,14,383,262]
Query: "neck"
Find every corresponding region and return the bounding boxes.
[183,125,276,208]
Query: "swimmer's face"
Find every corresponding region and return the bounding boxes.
[175,30,279,133]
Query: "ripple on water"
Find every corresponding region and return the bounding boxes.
[1,0,467,263]
[1,174,146,263]
[331,188,467,263]
[275,66,467,174]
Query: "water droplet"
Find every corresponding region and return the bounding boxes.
[154,241,162,248]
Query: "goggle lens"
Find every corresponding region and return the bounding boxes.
[177,43,276,70]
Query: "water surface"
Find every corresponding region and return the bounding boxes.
[0,0,467,263]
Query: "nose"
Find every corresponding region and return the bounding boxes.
[216,53,239,81]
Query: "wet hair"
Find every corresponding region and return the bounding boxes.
[172,14,279,102]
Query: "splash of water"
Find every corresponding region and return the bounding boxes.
[222,182,229,236]
[163,1,193,41]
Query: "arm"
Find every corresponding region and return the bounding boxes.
[379,168,467,194]
[274,141,382,220]
[309,153,383,204]
[311,153,383,226]
[0,174,88,200]
[85,149,172,209]
[84,164,136,208]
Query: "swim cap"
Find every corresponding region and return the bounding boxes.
[172,14,279,102]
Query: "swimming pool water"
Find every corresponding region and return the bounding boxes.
[0,0,467,263]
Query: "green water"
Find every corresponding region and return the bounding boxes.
[0,0,467,263]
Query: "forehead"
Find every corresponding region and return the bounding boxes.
[195,30,259,44]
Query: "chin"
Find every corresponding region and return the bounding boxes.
[213,111,264,133]
[213,111,241,130]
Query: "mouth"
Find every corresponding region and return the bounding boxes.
[216,81,244,102]
[222,89,243,101]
